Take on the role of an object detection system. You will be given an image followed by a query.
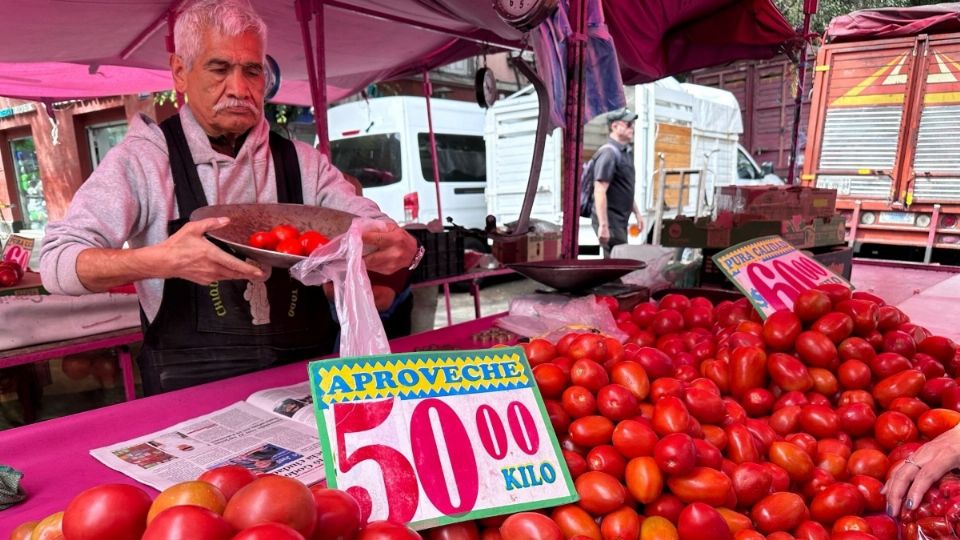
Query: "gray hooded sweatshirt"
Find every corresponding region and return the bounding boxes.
[39,105,388,323]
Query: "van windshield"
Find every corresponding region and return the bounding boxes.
[330,133,402,188]
[417,134,486,182]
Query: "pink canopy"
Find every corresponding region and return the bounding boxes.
[826,3,960,43]
[0,0,797,103]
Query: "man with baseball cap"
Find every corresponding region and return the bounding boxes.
[590,108,643,256]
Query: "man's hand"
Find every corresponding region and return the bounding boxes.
[361,223,418,275]
[882,425,960,517]
[152,217,265,285]
[598,223,610,246]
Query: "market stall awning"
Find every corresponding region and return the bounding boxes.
[0,0,798,103]
[605,0,799,85]
[826,3,960,43]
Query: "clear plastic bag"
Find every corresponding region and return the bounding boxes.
[494,294,627,343]
[289,218,390,357]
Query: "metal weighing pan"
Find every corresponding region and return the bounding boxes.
[507,259,646,292]
[190,203,357,268]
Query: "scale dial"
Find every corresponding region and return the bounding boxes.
[492,0,559,32]
[475,67,498,108]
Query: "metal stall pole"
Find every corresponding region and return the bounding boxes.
[787,0,818,185]
[296,0,326,146]
[423,71,453,327]
[561,0,588,259]
[313,0,330,156]
[652,154,667,245]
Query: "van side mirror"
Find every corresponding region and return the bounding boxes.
[761,162,775,176]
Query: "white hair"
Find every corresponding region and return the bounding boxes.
[174,0,268,69]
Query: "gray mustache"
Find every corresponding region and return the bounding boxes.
[213,98,258,114]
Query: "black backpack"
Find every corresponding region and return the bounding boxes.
[578,144,618,218]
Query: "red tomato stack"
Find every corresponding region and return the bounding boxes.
[248,224,329,257]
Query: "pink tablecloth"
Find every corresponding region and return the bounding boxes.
[0,315,503,533]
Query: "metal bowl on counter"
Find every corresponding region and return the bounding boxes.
[507,258,646,292]
[190,203,356,268]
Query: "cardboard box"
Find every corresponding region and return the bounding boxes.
[661,216,846,250]
[492,231,561,265]
[715,186,837,225]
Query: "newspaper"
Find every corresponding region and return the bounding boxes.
[90,382,325,491]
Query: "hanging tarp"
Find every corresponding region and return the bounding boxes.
[826,3,960,43]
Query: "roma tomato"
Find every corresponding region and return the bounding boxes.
[725,423,761,464]
[836,299,880,336]
[8,521,37,540]
[731,462,772,507]
[837,402,876,438]
[570,416,615,448]
[533,364,568,399]
[310,487,363,540]
[729,347,767,398]
[882,330,917,358]
[652,396,691,436]
[654,433,698,475]
[816,283,853,306]
[625,456,663,503]
[633,348,675,380]
[751,492,809,534]
[917,408,960,439]
[299,230,329,254]
[357,522,421,540]
[794,521,830,540]
[767,353,814,392]
[570,358,609,391]
[271,224,300,243]
[426,522,479,540]
[612,419,658,458]
[769,406,801,436]
[809,482,865,525]
[550,505,601,539]
[763,311,802,351]
[677,503,732,540]
[794,289,833,323]
[562,386,598,418]
[500,514,562,540]
[199,466,258,502]
[811,313,855,344]
[850,475,886,513]
[248,230,279,250]
[839,338,877,363]
[597,384,639,421]
[795,331,839,369]
[600,506,641,540]
[523,339,557,366]
[874,410,919,450]
[142,506,234,540]
[666,467,733,506]
[62,484,153,540]
[574,471,626,515]
[224,476,317,538]
[586,445,627,480]
[564,450,588,479]
[798,404,840,439]
[837,360,872,390]
[276,238,305,256]
[872,369,925,409]
[651,309,685,336]
[919,336,957,364]
[640,516,679,540]
[768,441,814,483]
[683,387,726,424]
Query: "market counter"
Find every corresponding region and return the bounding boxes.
[0,314,504,533]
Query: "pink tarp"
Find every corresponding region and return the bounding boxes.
[0,0,797,103]
[826,3,960,43]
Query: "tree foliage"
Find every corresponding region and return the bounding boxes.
[774,0,946,33]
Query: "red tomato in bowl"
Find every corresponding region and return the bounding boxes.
[248,230,279,250]
[271,224,300,243]
[276,238,305,256]
[299,230,330,254]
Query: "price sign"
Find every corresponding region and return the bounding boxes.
[712,235,852,319]
[308,348,576,530]
[3,235,33,270]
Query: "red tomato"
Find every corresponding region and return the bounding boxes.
[300,231,330,255]
[426,522,479,540]
[751,492,809,533]
[631,303,659,328]
[148,480,227,523]
[358,522,422,540]
[564,450,588,479]
[625,456,663,504]
[610,361,650,400]
[569,416,615,447]
[683,306,715,330]
[794,521,830,540]
[874,410,919,449]
[798,404,840,439]
[837,360,872,390]
[811,313,855,344]
[8,521,38,540]
[557,333,583,357]
[683,387,726,424]
[612,419,658,458]
[550,505,600,540]
[533,364,568,399]
[809,482,864,525]
[271,224,300,243]
[666,467,733,506]
[199,465,258,501]
[794,289,834,323]
[276,238,305,256]
[309,487,362,540]
[917,408,960,439]
[248,230,279,250]
[597,384,639,421]
[650,378,686,402]
[62,484,153,540]
[767,353,814,392]
[562,386,598,418]
[838,338,877,363]
[768,441,814,483]
[887,396,929,421]
[545,400,571,435]
[816,283,853,306]
[877,305,906,332]
[725,423,761,464]
[837,402,876,437]
[850,475,885,513]
[762,311,802,351]
[729,346,767,398]
[600,506,641,540]
[769,406,801,436]
[872,369,925,409]
[795,332,839,369]
[836,300,880,336]
[882,330,917,358]
[633,347,675,380]
[574,471,626,515]
[570,359,609,392]
[654,433,698,475]
[640,516,679,540]
[919,336,957,364]
[863,514,897,540]
[869,352,911,380]
[142,506,234,540]
[678,502,732,540]
[659,293,692,312]
[499,513,562,540]
[741,388,775,417]
[586,445,627,480]
[651,309,685,336]
[652,396,691,436]
[224,476,317,538]
[731,461,772,507]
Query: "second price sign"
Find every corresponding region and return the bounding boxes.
[308,348,576,530]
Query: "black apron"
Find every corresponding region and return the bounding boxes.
[136,116,337,396]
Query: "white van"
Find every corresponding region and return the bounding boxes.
[327,96,488,231]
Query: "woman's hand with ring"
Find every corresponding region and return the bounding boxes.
[882,424,960,517]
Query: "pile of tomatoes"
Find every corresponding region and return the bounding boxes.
[248,224,329,257]
[512,285,960,540]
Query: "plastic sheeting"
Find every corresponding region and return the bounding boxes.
[826,3,960,43]
[0,0,797,105]
[681,83,744,136]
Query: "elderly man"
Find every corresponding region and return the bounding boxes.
[40,0,418,395]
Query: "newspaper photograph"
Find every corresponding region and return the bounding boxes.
[91,399,325,491]
[246,381,318,427]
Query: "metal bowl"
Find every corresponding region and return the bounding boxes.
[507,258,646,292]
[190,203,357,268]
